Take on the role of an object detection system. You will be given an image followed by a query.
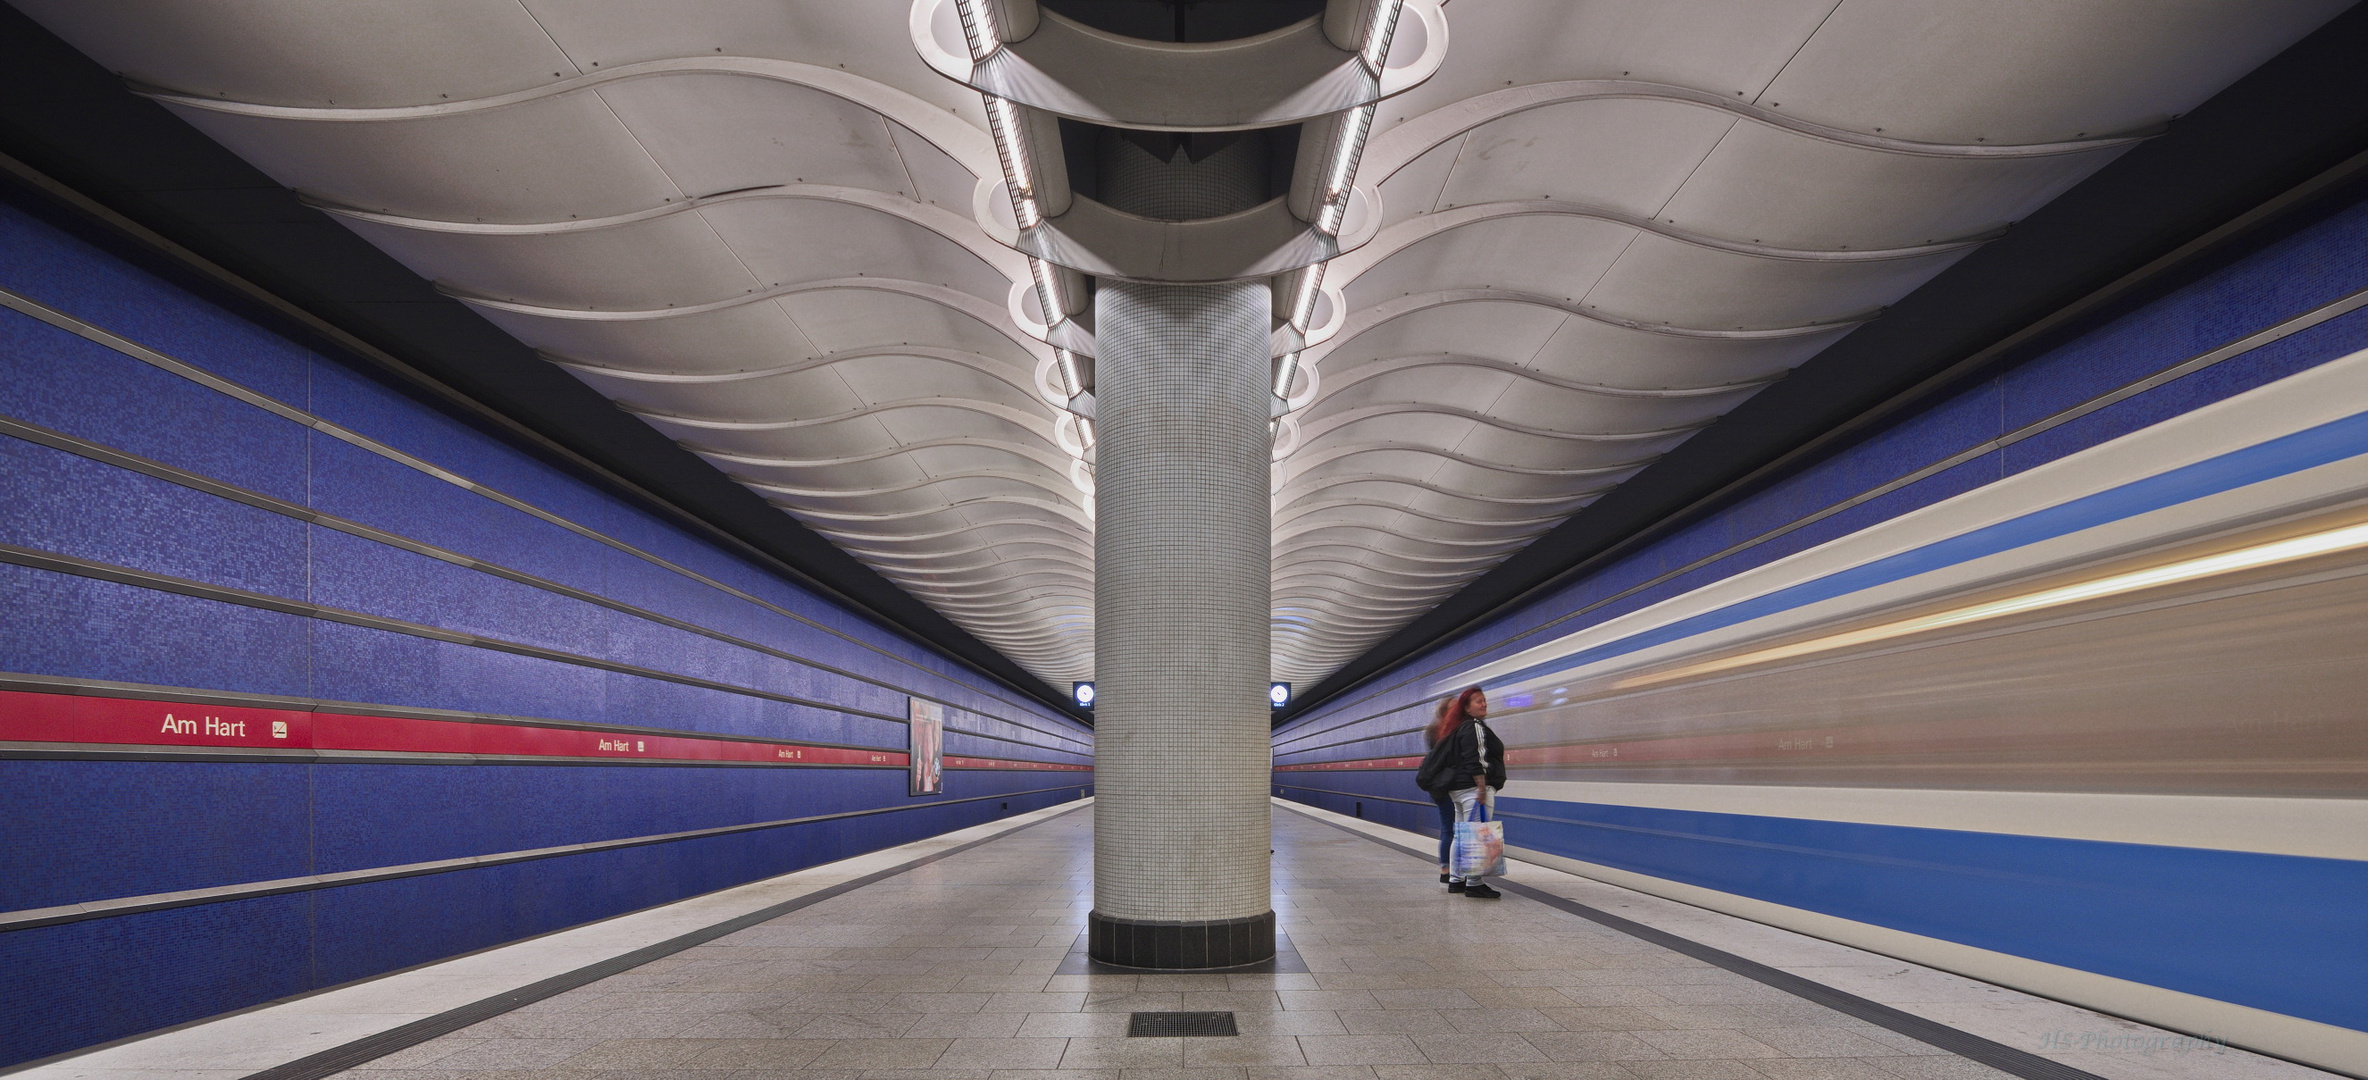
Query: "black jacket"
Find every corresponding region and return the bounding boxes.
[1415,719,1506,794]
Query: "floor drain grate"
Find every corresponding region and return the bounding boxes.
[1128,1011,1238,1037]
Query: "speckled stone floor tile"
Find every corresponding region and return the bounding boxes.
[332,811,2027,1080]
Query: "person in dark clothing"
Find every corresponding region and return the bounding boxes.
[1423,697,1457,886]
[1414,685,1508,898]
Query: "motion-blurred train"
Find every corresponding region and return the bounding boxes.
[1279,349,2368,1072]
[1471,500,2368,798]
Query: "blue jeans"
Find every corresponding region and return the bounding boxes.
[1434,790,1455,868]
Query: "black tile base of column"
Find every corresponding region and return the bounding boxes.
[1087,910,1275,969]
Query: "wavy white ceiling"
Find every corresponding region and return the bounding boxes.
[1263,0,2347,682]
[19,0,2348,690]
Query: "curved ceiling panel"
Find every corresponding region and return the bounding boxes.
[44,3,1098,684]
[15,0,2350,695]
[1751,0,2353,144]
[167,96,683,222]
[21,1,577,108]
[1266,0,2349,683]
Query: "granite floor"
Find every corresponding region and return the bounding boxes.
[338,807,2008,1080]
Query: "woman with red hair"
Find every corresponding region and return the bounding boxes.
[1414,685,1506,898]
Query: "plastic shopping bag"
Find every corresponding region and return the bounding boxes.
[1450,801,1505,878]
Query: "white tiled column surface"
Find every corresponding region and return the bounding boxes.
[1090,272,1274,925]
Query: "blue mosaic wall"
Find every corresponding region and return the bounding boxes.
[0,193,1092,1067]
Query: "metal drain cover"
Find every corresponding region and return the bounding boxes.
[1128,1011,1238,1037]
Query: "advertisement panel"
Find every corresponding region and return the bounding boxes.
[908,697,944,795]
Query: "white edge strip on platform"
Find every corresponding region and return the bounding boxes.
[9,798,1092,1080]
[1275,797,2357,1080]
[1496,780,2368,863]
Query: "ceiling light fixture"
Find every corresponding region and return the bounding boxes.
[1276,1,1400,421]
[1053,344,1084,398]
[1028,252,1060,296]
[1616,519,2368,690]
[1272,265,1326,398]
[987,97,1041,229]
[1273,350,1304,399]
[948,0,1091,513]
[1319,104,1372,236]
[1360,0,1405,73]
[954,0,1003,61]
[960,35,1078,399]
[1291,263,1326,327]
[1029,257,1077,374]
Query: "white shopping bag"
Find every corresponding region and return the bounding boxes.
[1450,797,1505,878]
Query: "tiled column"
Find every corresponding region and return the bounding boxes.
[1088,133,1275,968]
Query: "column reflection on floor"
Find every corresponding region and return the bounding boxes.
[339,809,2007,1079]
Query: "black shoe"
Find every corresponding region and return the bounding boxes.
[1440,873,1453,884]
[1463,882,1502,899]
[1447,879,1467,893]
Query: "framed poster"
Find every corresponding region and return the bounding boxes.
[908,697,943,795]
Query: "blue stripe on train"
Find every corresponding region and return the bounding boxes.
[1488,408,2368,689]
[1493,795,2368,1033]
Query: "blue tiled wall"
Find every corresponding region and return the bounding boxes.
[0,192,1092,1067]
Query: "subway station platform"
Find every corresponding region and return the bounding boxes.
[8,4,2368,1078]
[16,803,2329,1080]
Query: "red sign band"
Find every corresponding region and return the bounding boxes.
[0,688,1089,772]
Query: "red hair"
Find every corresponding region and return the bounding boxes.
[1426,686,1487,746]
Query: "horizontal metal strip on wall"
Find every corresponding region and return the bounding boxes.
[1275,724,1428,760]
[0,671,1071,766]
[1274,282,2368,752]
[0,412,1070,753]
[0,415,1089,754]
[0,285,1078,738]
[0,550,1078,756]
[0,784,1090,933]
[1273,784,1431,808]
[2,745,1077,770]
[0,541,927,721]
[1274,756,1422,771]
[1,745,835,768]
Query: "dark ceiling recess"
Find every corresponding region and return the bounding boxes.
[1277,0,2368,723]
[1041,0,1318,209]
[0,4,1088,721]
[1038,0,1327,43]
[1057,118,1303,210]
